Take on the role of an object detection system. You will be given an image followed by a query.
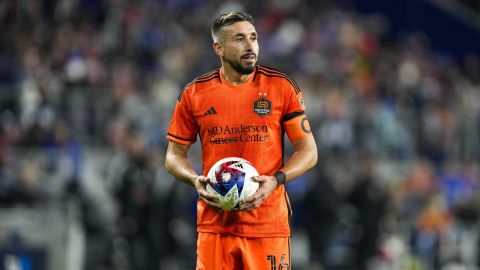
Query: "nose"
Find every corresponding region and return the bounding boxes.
[245,39,254,51]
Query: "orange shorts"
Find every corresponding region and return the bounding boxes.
[196,232,291,270]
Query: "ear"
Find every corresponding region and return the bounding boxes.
[213,41,223,57]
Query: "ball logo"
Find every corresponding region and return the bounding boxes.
[253,97,272,117]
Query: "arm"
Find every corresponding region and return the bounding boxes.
[165,140,197,186]
[240,135,318,211]
[279,134,318,182]
[165,140,221,210]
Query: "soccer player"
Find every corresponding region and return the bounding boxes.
[165,11,317,270]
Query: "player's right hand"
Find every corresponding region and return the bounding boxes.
[193,175,223,211]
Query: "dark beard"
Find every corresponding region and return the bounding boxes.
[227,58,256,75]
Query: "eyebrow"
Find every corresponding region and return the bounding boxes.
[232,31,257,37]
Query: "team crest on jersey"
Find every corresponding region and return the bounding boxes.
[253,98,272,117]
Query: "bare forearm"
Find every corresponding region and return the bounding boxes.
[165,142,198,186]
[241,136,317,211]
[279,136,317,182]
[165,156,197,185]
[164,141,222,210]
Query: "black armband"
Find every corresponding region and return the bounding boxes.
[274,171,287,187]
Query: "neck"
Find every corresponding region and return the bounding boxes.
[221,64,253,85]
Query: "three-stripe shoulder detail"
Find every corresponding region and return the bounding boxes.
[185,69,220,88]
[178,70,220,101]
[256,66,302,95]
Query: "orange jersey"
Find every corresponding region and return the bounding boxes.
[167,65,312,237]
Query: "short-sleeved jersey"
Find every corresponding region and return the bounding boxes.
[167,65,313,237]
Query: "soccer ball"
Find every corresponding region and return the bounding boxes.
[206,157,260,211]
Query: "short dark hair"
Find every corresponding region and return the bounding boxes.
[211,12,254,42]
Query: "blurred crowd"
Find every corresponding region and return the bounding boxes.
[1,0,480,270]
[455,0,480,15]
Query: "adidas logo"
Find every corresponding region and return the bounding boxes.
[203,107,218,115]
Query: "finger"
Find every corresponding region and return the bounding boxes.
[197,176,210,183]
[253,175,267,183]
[242,196,255,204]
[242,191,262,204]
[240,203,250,211]
[199,190,219,201]
[240,201,257,211]
[240,196,262,211]
[201,197,223,211]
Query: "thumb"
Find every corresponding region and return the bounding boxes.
[252,175,268,183]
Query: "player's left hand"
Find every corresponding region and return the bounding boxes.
[239,175,277,211]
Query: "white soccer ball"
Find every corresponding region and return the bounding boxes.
[206,157,260,211]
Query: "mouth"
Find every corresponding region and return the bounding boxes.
[241,53,256,63]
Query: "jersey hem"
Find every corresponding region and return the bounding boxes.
[197,228,291,238]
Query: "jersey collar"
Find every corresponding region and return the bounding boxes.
[219,66,257,88]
